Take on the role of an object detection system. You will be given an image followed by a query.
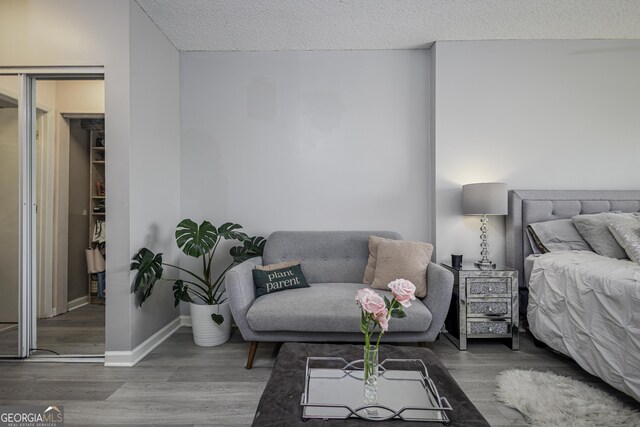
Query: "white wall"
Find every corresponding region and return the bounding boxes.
[0,0,181,358]
[0,0,133,354]
[433,40,640,265]
[180,50,431,251]
[55,80,105,112]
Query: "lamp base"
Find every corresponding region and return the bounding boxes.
[475,214,495,270]
[474,260,496,270]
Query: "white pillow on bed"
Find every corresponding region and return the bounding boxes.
[572,212,631,260]
[605,213,640,263]
[526,219,593,254]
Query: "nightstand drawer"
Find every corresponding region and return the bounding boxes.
[467,320,511,336]
[466,278,510,296]
[467,299,511,318]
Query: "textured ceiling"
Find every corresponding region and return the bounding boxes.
[136,0,640,51]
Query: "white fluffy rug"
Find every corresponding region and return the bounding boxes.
[496,369,640,426]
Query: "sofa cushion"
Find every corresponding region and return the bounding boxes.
[263,231,401,284]
[246,282,432,333]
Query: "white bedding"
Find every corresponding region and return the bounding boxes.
[528,251,640,401]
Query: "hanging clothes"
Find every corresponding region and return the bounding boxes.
[96,271,106,298]
[92,219,106,244]
[85,247,105,273]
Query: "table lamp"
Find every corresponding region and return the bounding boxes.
[462,182,508,269]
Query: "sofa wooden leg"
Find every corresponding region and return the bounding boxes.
[272,342,283,357]
[246,342,258,369]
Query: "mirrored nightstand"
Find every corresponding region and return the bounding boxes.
[441,263,519,350]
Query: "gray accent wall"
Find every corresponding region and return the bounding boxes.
[179,49,432,315]
[180,50,431,241]
[128,1,181,348]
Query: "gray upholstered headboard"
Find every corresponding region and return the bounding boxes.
[505,190,640,316]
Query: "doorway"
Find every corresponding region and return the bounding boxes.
[0,70,106,360]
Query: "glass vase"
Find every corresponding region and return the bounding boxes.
[363,344,379,413]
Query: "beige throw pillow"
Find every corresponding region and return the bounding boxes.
[363,236,395,284]
[371,240,433,298]
[255,260,300,271]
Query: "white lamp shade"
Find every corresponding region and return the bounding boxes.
[462,182,508,215]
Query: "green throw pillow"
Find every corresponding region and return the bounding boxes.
[253,264,310,297]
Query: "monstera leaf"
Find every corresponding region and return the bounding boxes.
[172,280,194,307]
[230,236,266,263]
[175,219,218,258]
[132,220,265,314]
[131,248,164,306]
[217,222,249,242]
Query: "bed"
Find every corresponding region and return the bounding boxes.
[506,190,640,401]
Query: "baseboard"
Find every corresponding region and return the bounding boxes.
[104,317,181,367]
[67,295,90,311]
[180,315,192,327]
[24,356,104,363]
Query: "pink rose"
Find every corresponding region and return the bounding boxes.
[356,288,386,316]
[388,279,416,308]
[375,309,389,332]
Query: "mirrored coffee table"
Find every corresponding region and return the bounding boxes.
[252,343,490,426]
[301,357,452,423]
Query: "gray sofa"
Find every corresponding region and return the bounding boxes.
[225,231,454,368]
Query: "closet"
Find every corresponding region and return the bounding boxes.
[85,119,106,304]
[0,75,106,359]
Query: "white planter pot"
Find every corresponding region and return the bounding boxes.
[189,301,231,347]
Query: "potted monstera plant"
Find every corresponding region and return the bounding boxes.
[131,219,265,347]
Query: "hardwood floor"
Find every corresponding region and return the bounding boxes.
[1,326,638,426]
[0,304,104,356]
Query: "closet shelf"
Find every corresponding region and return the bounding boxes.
[89,125,106,305]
